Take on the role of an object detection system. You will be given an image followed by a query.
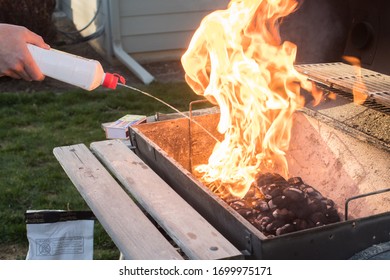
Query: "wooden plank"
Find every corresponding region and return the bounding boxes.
[91,140,243,260]
[53,144,183,260]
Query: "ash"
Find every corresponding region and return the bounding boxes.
[227,173,341,237]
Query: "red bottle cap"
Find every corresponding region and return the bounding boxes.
[102,73,126,89]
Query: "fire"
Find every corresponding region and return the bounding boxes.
[343,56,368,105]
[181,0,312,198]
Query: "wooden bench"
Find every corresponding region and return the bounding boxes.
[53,140,242,260]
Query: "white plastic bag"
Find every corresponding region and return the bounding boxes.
[25,210,95,260]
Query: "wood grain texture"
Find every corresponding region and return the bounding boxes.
[53,144,183,260]
[91,140,242,260]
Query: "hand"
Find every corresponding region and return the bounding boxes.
[0,24,50,81]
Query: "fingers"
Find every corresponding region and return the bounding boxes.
[22,65,44,81]
[26,30,50,50]
[3,64,36,81]
[24,51,45,81]
[0,24,48,81]
[24,29,48,80]
[2,69,22,80]
[2,53,44,81]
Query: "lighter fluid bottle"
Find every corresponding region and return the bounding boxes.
[27,44,125,90]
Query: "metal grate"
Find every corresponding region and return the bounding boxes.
[295,63,390,113]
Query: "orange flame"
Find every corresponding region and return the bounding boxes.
[310,81,324,107]
[343,56,368,105]
[182,0,312,198]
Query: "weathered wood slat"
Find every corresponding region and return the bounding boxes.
[53,144,183,260]
[90,140,242,260]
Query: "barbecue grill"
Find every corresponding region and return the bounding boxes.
[128,101,389,259]
[126,0,390,259]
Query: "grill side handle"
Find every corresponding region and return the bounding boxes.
[345,188,390,220]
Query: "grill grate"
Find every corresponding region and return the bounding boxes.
[295,62,390,113]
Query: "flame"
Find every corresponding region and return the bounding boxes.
[343,56,368,105]
[327,92,337,100]
[310,81,324,107]
[182,0,312,198]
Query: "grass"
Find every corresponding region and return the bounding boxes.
[0,81,207,259]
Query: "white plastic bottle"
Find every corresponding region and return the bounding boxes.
[27,44,125,90]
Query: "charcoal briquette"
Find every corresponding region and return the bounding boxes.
[262,184,283,197]
[293,218,308,231]
[253,199,270,212]
[283,187,305,201]
[226,172,341,237]
[287,177,303,186]
[307,199,324,212]
[267,199,278,210]
[230,200,248,210]
[310,212,327,225]
[254,172,288,189]
[236,207,254,218]
[276,223,295,236]
[288,204,310,219]
[258,216,273,231]
[305,188,324,200]
[270,195,289,208]
[325,198,335,208]
[325,208,341,223]
[272,208,295,222]
[266,219,286,233]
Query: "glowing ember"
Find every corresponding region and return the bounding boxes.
[181,0,313,198]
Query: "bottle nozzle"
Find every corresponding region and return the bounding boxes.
[102,73,126,89]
